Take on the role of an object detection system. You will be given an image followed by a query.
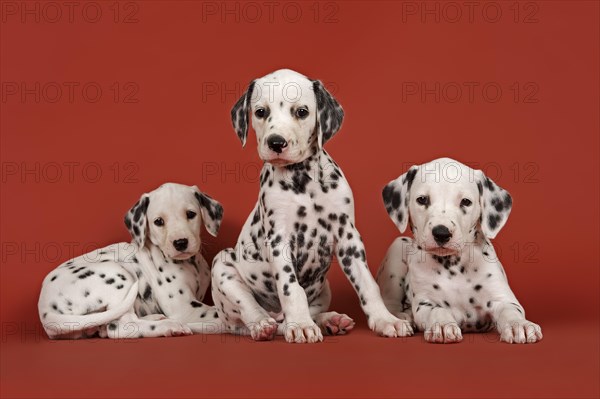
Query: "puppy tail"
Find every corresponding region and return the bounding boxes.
[40,281,139,339]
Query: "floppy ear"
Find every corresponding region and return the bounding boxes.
[476,171,513,239]
[193,188,224,237]
[230,80,256,147]
[312,80,344,148]
[124,194,150,247]
[382,166,418,233]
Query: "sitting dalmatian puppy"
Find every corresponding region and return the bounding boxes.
[212,69,413,343]
[377,158,543,344]
[38,183,224,339]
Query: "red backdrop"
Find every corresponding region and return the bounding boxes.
[1,1,598,398]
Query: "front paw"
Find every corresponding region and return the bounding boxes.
[369,313,414,337]
[283,320,323,343]
[500,320,543,344]
[248,317,278,341]
[424,322,462,343]
[161,320,193,337]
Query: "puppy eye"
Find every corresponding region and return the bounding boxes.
[296,108,309,119]
[461,198,473,207]
[186,211,197,219]
[153,217,164,227]
[416,196,430,206]
[255,108,266,118]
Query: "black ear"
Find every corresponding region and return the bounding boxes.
[230,80,256,147]
[382,166,418,233]
[312,80,344,148]
[193,189,224,237]
[124,194,150,246]
[476,171,513,239]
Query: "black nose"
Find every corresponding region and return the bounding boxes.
[432,225,452,246]
[267,134,288,154]
[173,238,188,251]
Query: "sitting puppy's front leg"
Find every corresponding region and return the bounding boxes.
[376,237,414,323]
[412,298,463,343]
[273,239,323,343]
[335,216,413,337]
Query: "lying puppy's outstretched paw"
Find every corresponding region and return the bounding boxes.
[499,320,543,344]
[369,314,414,337]
[283,320,323,343]
[162,320,193,337]
[424,322,462,343]
[248,318,278,341]
[315,311,355,335]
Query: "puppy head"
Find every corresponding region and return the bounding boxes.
[382,158,512,255]
[231,69,343,166]
[124,183,223,260]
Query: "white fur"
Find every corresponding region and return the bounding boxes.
[377,158,542,344]
[217,69,413,343]
[38,183,224,339]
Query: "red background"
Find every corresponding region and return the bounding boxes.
[1,1,598,398]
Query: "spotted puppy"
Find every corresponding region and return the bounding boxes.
[377,158,542,344]
[38,183,224,339]
[212,69,413,343]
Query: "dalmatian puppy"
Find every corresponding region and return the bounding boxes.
[212,69,413,343]
[377,158,543,344]
[38,183,224,339]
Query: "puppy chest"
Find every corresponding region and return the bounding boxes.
[409,265,496,323]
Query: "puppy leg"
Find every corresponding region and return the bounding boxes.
[104,311,192,339]
[310,281,355,335]
[413,299,462,344]
[160,300,223,335]
[491,301,543,344]
[376,237,414,323]
[191,255,211,301]
[212,251,278,341]
[335,218,413,337]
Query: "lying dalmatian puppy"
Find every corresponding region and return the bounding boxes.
[212,69,413,343]
[377,158,543,344]
[38,183,224,339]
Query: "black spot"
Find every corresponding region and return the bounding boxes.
[191,301,203,308]
[297,206,307,218]
[78,270,95,279]
[474,284,482,291]
[487,214,502,230]
[405,167,418,190]
[433,284,439,290]
[105,278,115,285]
[143,284,152,300]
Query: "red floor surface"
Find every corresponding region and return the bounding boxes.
[2,316,598,398]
